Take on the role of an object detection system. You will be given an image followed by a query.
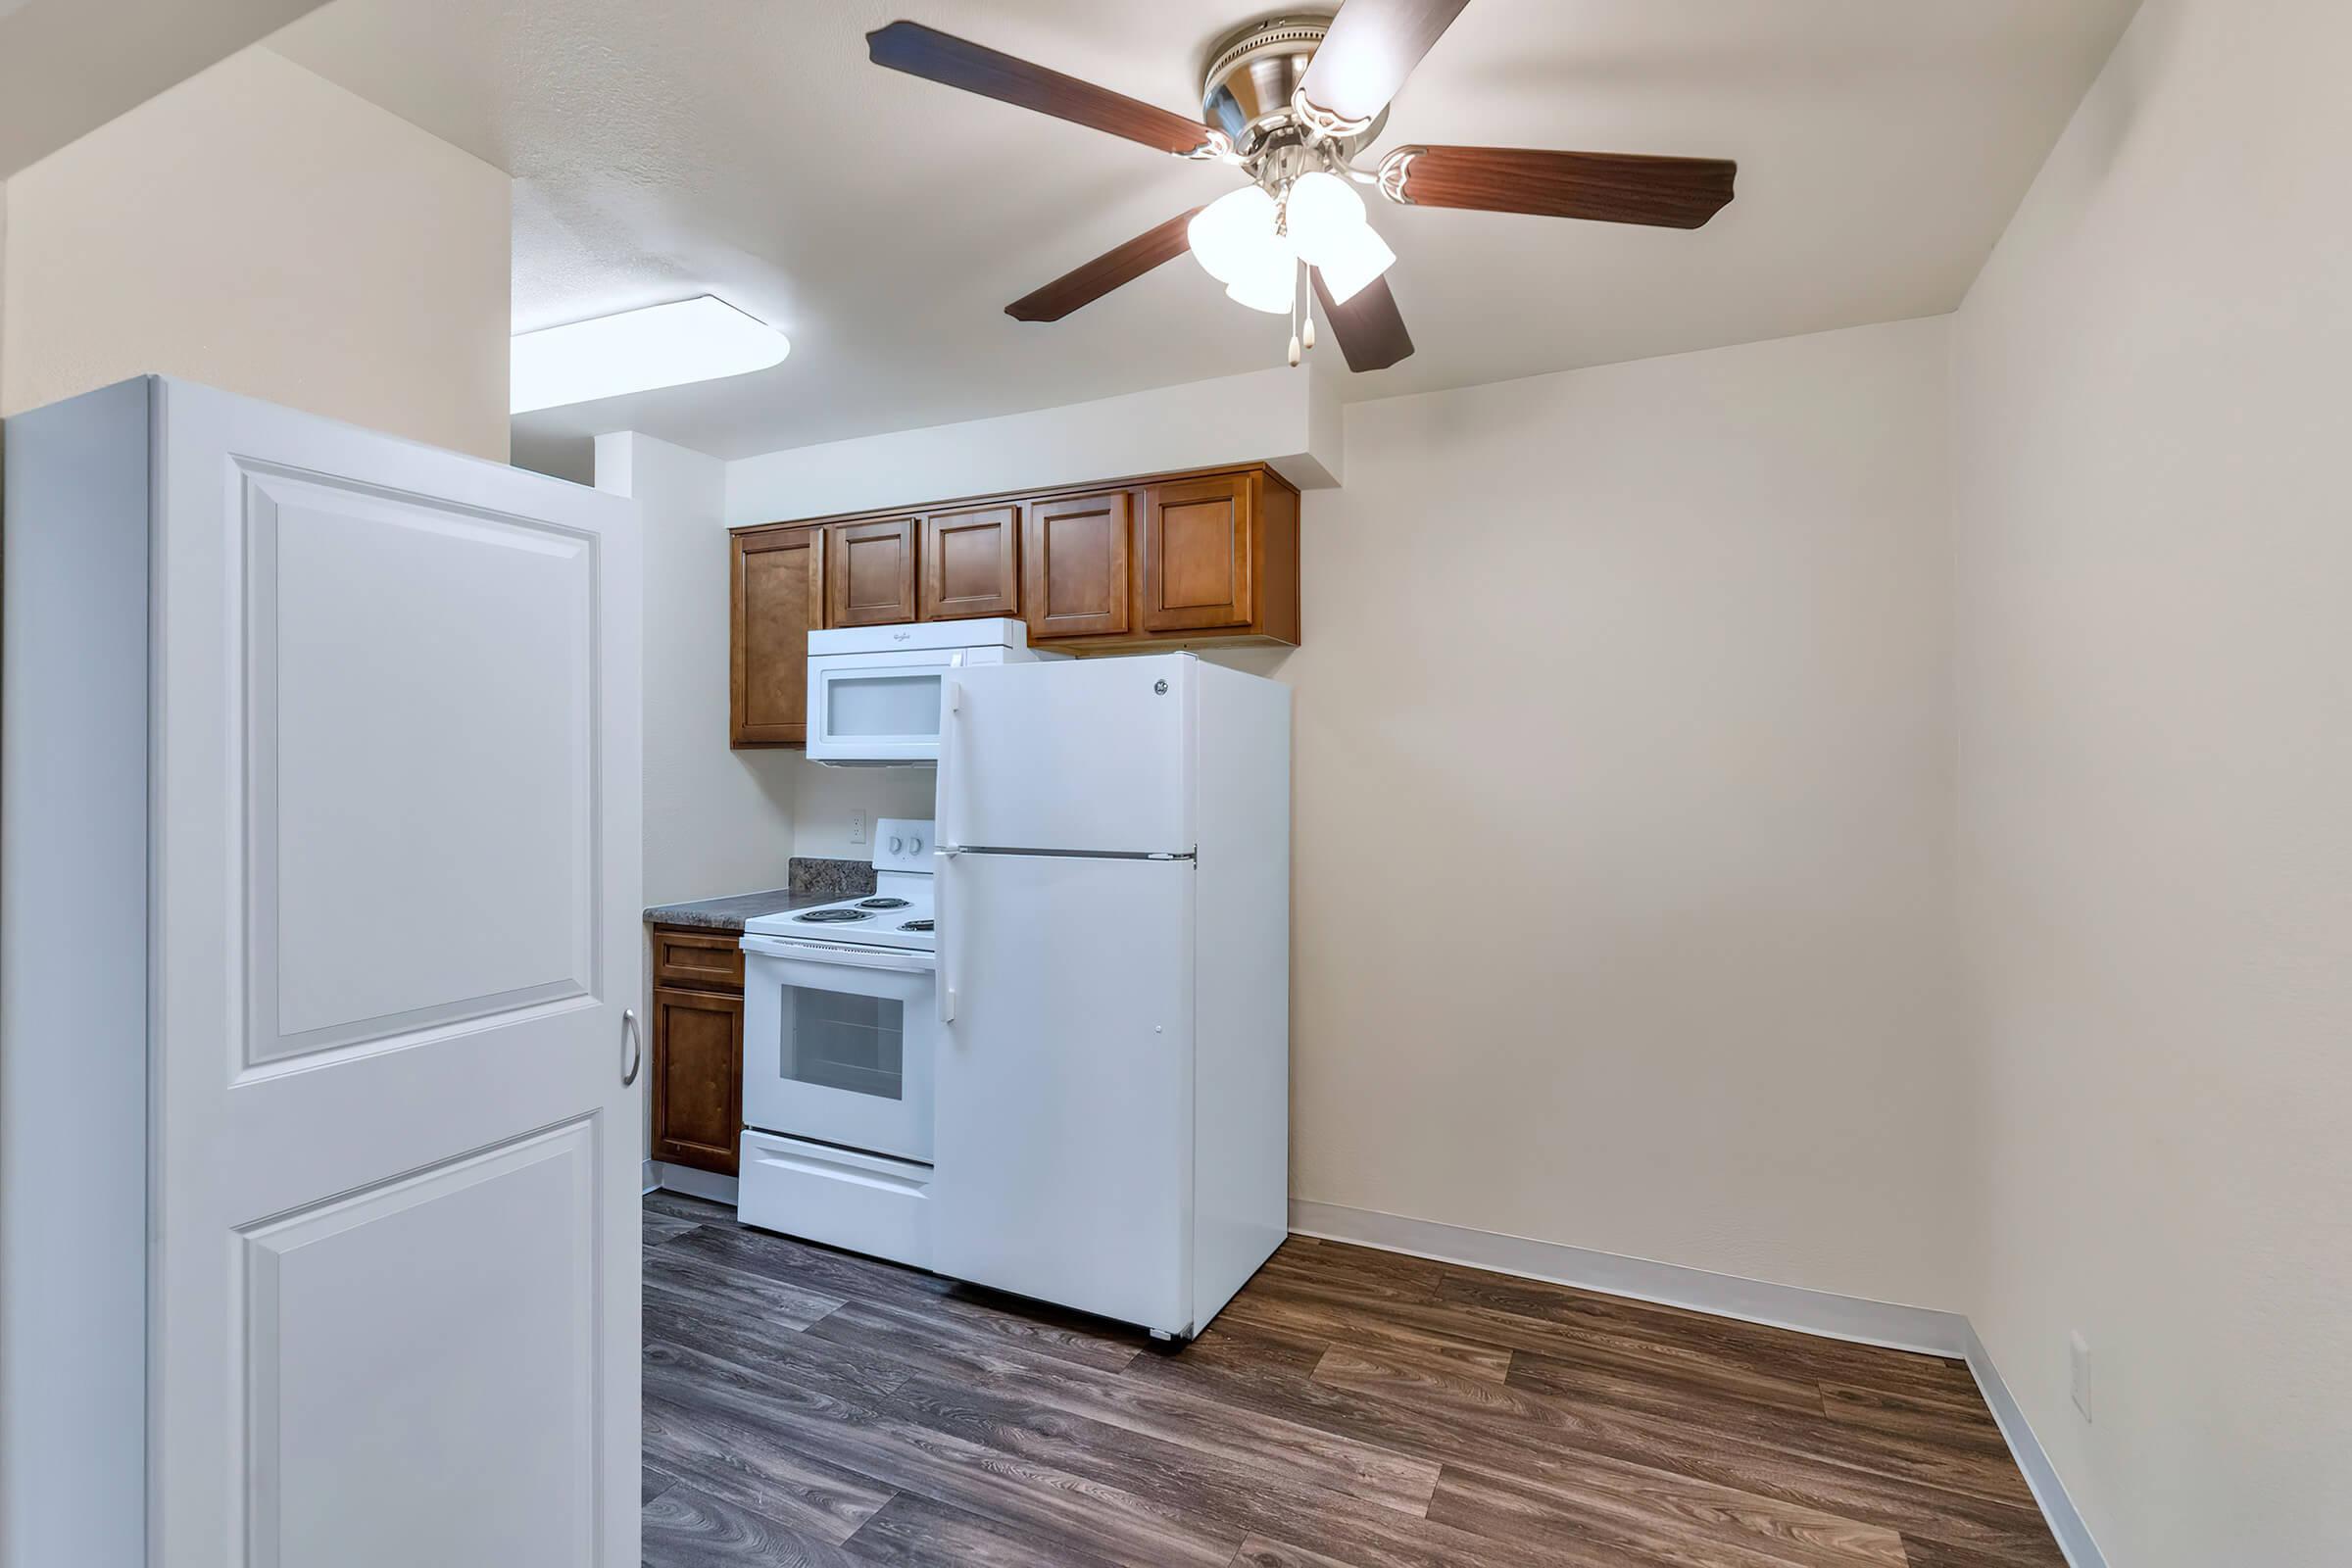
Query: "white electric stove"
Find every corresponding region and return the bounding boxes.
[736,819,938,1268]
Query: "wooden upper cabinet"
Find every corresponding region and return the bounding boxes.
[1023,491,1131,640]
[731,525,823,747]
[828,516,919,626]
[1140,470,1257,632]
[921,504,1020,620]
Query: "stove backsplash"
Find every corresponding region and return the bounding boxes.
[788,857,879,902]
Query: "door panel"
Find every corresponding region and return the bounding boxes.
[827,517,918,626]
[940,656,1194,855]
[242,1123,597,1567]
[732,527,821,746]
[933,853,1191,1333]
[1022,491,1130,639]
[921,504,1019,620]
[1140,471,1254,632]
[245,470,594,1065]
[151,382,642,1566]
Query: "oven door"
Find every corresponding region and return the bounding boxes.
[740,935,937,1163]
[807,648,971,764]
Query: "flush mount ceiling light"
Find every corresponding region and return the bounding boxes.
[510,296,790,415]
[864,2,1737,373]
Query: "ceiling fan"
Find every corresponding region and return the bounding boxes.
[866,1,1737,373]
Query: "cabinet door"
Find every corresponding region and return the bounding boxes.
[828,517,919,626]
[1140,470,1255,632]
[921,504,1020,620]
[651,985,744,1176]
[731,527,822,746]
[1023,491,1132,639]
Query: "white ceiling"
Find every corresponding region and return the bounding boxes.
[272,0,2139,463]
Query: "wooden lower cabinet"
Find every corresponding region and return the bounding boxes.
[648,924,746,1176]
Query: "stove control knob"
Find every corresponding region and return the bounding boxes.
[889,834,905,854]
[907,834,924,855]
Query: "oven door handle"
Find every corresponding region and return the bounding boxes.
[740,934,937,973]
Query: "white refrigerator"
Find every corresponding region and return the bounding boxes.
[932,653,1291,1339]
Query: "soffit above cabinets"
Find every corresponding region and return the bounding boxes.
[274,0,2140,459]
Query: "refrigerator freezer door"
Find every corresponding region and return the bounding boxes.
[932,851,1194,1334]
[939,654,1193,855]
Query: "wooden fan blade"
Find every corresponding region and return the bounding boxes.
[1298,0,1474,125]
[1311,270,1414,372]
[1006,208,1205,322]
[867,21,1217,157]
[1386,145,1737,228]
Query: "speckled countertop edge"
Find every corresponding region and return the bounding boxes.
[643,858,877,933]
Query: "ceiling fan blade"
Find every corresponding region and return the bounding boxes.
[1382,145,1737,228]
[1311,270,1414,373]
[867,21,1221,158]
[1297,0,1474,126]
[1006,208,1205,322]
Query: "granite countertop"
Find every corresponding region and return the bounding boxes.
[644,858,879,933]
[642,888,820,933]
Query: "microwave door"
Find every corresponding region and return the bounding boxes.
[807,649,959,763]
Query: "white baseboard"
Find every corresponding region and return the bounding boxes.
[652,1163,739,1206]
[641,1158,657,1196]
[1289,1199,1967,1356]
[1962,1321,2109,1568]
[1288,1200,2102,1567]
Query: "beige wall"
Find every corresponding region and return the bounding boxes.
[691,317,1965,1315]
[0,46,509,460]
[1279,318,1965,1310]
[1949,0,2352,1560]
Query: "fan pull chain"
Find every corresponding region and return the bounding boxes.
[1287,263,1303,368]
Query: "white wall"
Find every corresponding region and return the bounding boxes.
[597,431,799,905]
[1287,318,1965,1311]
[1948,0,2352,1561]
[0,46,510,460]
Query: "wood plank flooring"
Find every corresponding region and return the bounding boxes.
[641,1192,2063,1568]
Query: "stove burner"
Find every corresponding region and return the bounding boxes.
[900,919,934,933]
[796,908,873,923]
[858,897,910,909]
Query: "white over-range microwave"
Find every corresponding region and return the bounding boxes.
[806,617,1061,764]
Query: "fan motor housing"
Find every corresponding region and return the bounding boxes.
[1200,13,1389,157]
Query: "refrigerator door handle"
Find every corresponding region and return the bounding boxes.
[937,676,962,852]
[935,846,959,1023]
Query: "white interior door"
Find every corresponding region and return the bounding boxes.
[150,383,642,1566]
[939,654,1194,854]
[932,851,1193,1333]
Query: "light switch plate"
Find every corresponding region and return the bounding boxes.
[849,809,866,846]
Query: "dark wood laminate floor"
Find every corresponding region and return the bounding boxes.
[641,1192,2063,1568]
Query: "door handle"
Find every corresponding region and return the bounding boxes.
[621,1007,642,1087]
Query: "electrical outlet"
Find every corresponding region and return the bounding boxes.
[848,809,866,846]
[2069,1331,2092,1422]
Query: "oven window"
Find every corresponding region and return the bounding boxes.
[826,673,941,740]
[781,986,906,1101]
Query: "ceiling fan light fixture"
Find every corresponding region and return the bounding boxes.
[1188,184,1279,285]
[1313,220,1397,306]
[1224,250,1298,315]
[1283,171,1368,267]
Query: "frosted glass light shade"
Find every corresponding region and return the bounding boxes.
[1285,172,1368,267]
[1188,186,1280,285]
[1225,250,1298,315]
[1313,220,1397,306]
[510,296,789,414]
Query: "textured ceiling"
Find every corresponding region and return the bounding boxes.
[274,0,2140,462]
